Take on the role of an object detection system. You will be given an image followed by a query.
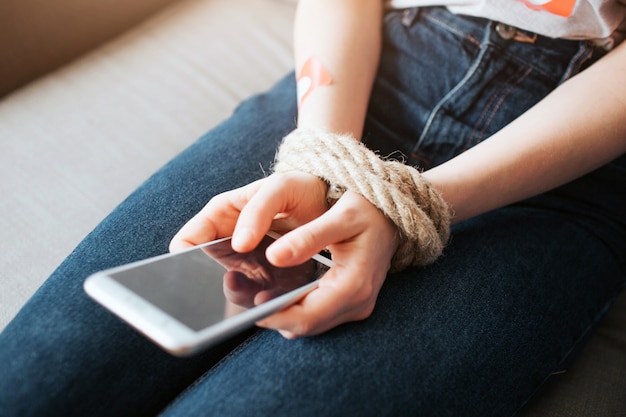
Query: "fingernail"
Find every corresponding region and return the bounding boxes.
[232,228,253,251]
[267,240,294,265]
[279,330,299,339]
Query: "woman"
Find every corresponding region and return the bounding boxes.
[1,1,625,416]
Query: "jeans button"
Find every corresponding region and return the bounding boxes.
[495,23,516,40]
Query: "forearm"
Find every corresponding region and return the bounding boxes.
[293,0,383,137]
[424,41,626,224]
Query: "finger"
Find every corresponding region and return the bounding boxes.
[169,181,263,252]
[232,172,326,252]
[265,191,367,266]
[169,209,221,252]
[231,176,292,252]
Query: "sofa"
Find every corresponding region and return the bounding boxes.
[1,0,624,415]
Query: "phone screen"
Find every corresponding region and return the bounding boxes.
[107,235,330,332]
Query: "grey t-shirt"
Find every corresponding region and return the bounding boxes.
[386,0,626,48]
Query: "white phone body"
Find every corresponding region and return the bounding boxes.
[84,231,333,356]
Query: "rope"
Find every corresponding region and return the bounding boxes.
[273,128,450,272]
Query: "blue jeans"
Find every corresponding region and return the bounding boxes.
[1,8,624,417]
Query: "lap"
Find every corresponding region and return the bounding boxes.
[159,205,624,417]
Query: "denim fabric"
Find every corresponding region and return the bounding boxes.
[365,7,599,169]
[0,8,624,417]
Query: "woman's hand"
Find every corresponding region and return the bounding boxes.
[169,171,329,252]
[170,171,399,339]
[257,189,398,339]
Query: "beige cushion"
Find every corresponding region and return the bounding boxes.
[0,0,295,328]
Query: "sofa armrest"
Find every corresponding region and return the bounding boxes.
[0,0,179,97]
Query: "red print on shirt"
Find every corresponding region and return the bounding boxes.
[519,0,577,17]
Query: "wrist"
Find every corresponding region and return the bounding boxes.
[274,128,450,271]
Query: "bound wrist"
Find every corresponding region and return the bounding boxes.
[273,128,450,272]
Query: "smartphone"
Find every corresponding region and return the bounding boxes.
[84,231,333,356]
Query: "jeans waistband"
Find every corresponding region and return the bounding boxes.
[397,7,605,80]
